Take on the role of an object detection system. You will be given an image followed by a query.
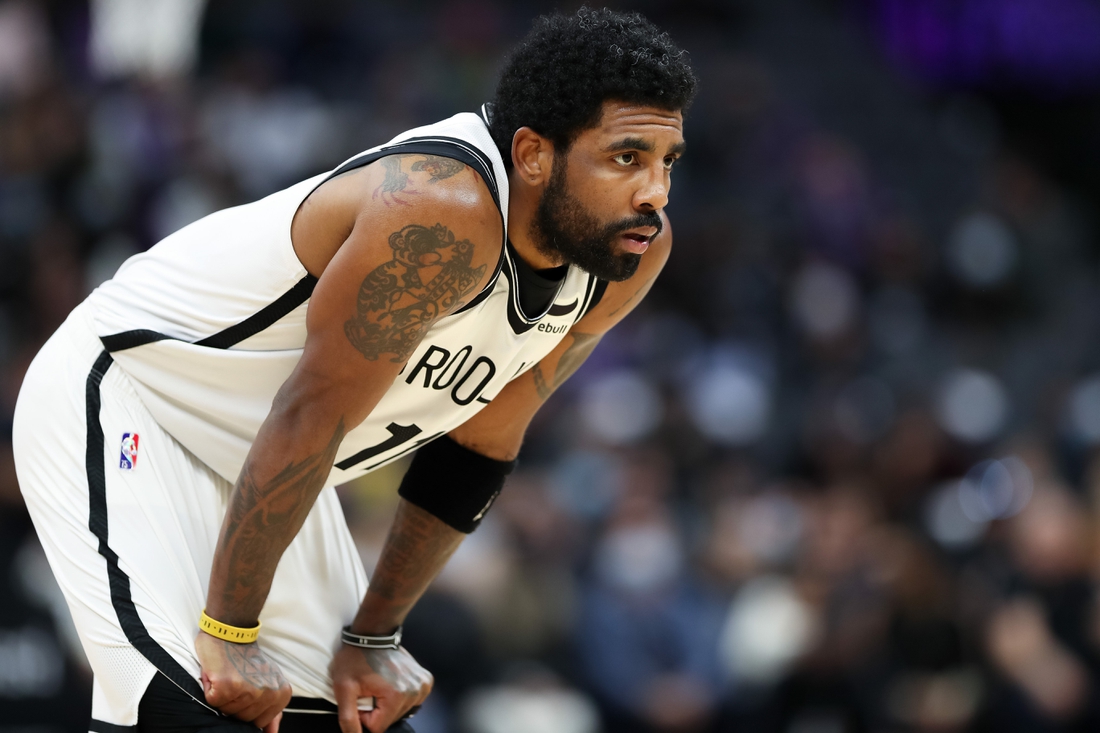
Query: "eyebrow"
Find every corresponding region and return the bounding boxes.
[603,137,687,157]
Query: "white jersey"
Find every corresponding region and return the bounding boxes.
[87,108,605,486]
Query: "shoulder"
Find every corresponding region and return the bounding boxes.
[293,152,504,278]
[573,212,672,334]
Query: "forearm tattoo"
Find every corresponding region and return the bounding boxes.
[344,223,486,362]
[532,332,602,400]
[607,273,657,318]
[211,419,346,621]
[367,502,463,610]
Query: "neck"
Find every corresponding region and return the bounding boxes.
[507,167,564,271]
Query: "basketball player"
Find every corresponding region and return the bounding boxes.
[13,8,696,733]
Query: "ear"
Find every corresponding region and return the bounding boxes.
[511,127,554,187]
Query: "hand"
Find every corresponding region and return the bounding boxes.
[195,631,293,731]
[330,644,433,733]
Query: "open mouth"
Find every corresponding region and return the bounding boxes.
[619,231,652,254]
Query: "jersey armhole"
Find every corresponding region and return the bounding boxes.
[576,277,610,323]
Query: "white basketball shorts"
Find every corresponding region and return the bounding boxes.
[13,302,369,728]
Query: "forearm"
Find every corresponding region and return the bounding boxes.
[351,499,465,635]
[206,397,346,627]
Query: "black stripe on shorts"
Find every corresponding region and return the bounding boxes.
[85,351,211,706]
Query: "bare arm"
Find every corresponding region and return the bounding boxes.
[206,155,498,626]
[197,154,500,729]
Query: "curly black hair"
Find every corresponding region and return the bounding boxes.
[489,7,697,169]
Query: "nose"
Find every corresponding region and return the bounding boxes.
[633,164,670,211]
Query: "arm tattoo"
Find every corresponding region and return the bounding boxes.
[411,155,466,182]
[366,502,462,607]
[226,643,287,690]
[607,273,657,318]
[532,332,602,400]
[372,155,467,206]
[211,419,346,621]
[344,223,486,362]
[373,157,417,207]
[532,363,552,400]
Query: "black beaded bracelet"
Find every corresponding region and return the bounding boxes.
[341,625,403,650]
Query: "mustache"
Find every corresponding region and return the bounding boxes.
[607,211,663,239]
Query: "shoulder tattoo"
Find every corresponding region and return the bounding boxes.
[344,223,487,362]
[373,155,468,206]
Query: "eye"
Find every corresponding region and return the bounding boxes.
[612,153,636,166]
[663,156,678,170]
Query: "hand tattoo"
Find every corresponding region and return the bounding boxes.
[344,224,486,362]
[533,332,601,400]
[226,643,287,690]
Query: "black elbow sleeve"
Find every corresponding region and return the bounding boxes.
[397,435,516,533]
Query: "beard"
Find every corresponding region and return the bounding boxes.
[530,156,662,282]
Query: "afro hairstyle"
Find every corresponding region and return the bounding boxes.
[489,7,697,169]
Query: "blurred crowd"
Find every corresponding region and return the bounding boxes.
[3,1,1100,732]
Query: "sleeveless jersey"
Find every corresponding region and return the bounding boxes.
[86,108,604,486]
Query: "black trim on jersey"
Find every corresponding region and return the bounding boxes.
[572,275,597,328]
[579,278,610,321]
[500,244,570,335]
[100,329,171,352]
[548,299,578,317]
[326,136,500,208]
[85,351,212,710]
[100,275,317,353]
[90,720,137,733]
[195,275,317,348]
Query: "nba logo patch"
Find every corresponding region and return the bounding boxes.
[119,433,139,470]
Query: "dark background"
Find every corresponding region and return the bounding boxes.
[3,1,1100,731]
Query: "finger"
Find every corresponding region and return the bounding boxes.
[204,677,248,709]
[263,712,282,733]
[235,696,277,724]
[250,685,292,729]
[415,671,434,706]
[334,678,364,733]
[217,690,261,717]
[362,692,410,733]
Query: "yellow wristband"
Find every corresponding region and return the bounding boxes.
[199,610,260,644]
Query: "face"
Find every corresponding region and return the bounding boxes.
[530,103,685,282]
